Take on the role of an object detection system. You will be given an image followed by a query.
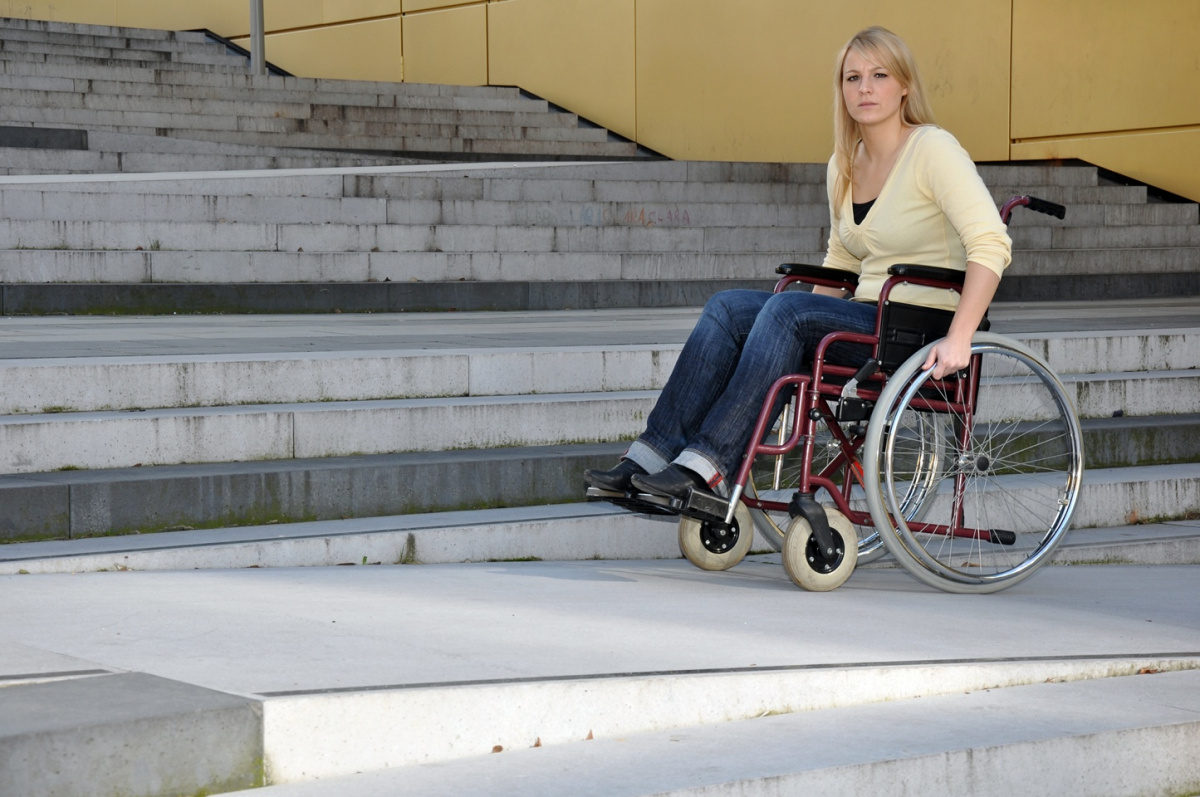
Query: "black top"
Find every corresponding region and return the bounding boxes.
[852,199,876,225]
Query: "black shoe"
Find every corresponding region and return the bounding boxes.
[584,459,647,493]
[631,464,711,501]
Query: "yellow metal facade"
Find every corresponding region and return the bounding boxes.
[4,0,1199,199]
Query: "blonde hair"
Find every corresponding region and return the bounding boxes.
[831,27,935,216]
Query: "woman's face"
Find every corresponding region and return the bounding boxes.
[841,48,908,130]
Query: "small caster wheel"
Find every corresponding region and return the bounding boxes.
[678,502,754,571]
[782,507,857,591]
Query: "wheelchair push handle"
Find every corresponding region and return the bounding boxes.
[1001,195,1067,224]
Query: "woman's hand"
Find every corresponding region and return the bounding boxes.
[922,329,974,379]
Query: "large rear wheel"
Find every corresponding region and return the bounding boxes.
[863,333,1084,593]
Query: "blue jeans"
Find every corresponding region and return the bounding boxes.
[625,290,877,495]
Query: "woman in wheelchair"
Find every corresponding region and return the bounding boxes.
[585,26,1012,510]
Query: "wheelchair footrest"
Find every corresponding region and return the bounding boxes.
[679,488,733,526]
[585,486,680,517]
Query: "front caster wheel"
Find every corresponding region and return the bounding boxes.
[781,508,858,591]
[678,502,754,571]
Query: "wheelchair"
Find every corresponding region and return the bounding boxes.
[588,196,1084,594]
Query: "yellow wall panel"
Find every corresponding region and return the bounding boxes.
[402,0,465,13]
[114,0,244,34]
[1013,129,1200,203]
[1,0,117,25]
[231,18,403,82]
[324,1,401,24]
[489,0,635,141]
[402,4,488,86]
[116,0,322,37]
[263,0,323,31]
[1012,0,1200,139]
[636,0,1010,163]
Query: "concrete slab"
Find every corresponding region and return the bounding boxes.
[4,559,1198,696]
[0,672,262,797]
[0,301,1195,360]
[243,669,1200,796]
[2,558,1199,789]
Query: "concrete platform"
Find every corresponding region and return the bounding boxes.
[2,556,1199,795]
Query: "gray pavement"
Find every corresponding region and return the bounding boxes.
[2,558,1199,794]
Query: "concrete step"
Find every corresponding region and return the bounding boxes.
[0,174,1190,229]
[1005,246,1200,275]
[0,105,606,140]
[6,169,828,203]
[0,367,1191,475]
[0,15,212,45]
[0,146,419,177]
[0,274,1191,315]
[1007,225,1200,251]
[0,25,225,56]
[977,162,1100,187]
[0,328,1195,415]
[0,188,826,228]
[0,55,527,101]
[3,551,1198,796]
[0,443,625,543]
[2,474,1199,573]
[0,85,575,123]
[0,41,248,71]
[0,406,1194,543]
[241,667,1200,796]
[0,310,1193,542]
[1050,224,1200,248]
[9,51,265,76]
[7,159,1105,197]
[1,250,1193,296]
[8,178,1191,230]
[161,128,640,158]
[989,183,1149,206]
[0,278,780,314]
[0,671,263,797]
[0,218,819,254]
[0,346,680,414]
[0,391,657,475]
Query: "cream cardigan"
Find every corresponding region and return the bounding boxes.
[822,125,1012,311]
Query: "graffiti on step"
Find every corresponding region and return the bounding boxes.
[521,205,694,227]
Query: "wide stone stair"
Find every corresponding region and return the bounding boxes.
[0,155,1198,558]
[0,15,642,175]
[2,159,1198,315]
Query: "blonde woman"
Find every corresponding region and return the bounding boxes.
[586,26,1011,505]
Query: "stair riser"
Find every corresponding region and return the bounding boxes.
[0,394,658,474]
[0,219,824,254]
[0,191,832,227]
[0,349,677,414]
[0,445,625,542]
[0,377,1195,475]
[0,85,563,119]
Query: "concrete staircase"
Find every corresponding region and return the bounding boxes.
[0,297,1197,555]
[0,16,641,174]
[0,161,1197,315]
[0,16,1195,556]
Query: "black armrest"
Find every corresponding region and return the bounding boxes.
[776,263,859,287]
[887,264,966,286]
